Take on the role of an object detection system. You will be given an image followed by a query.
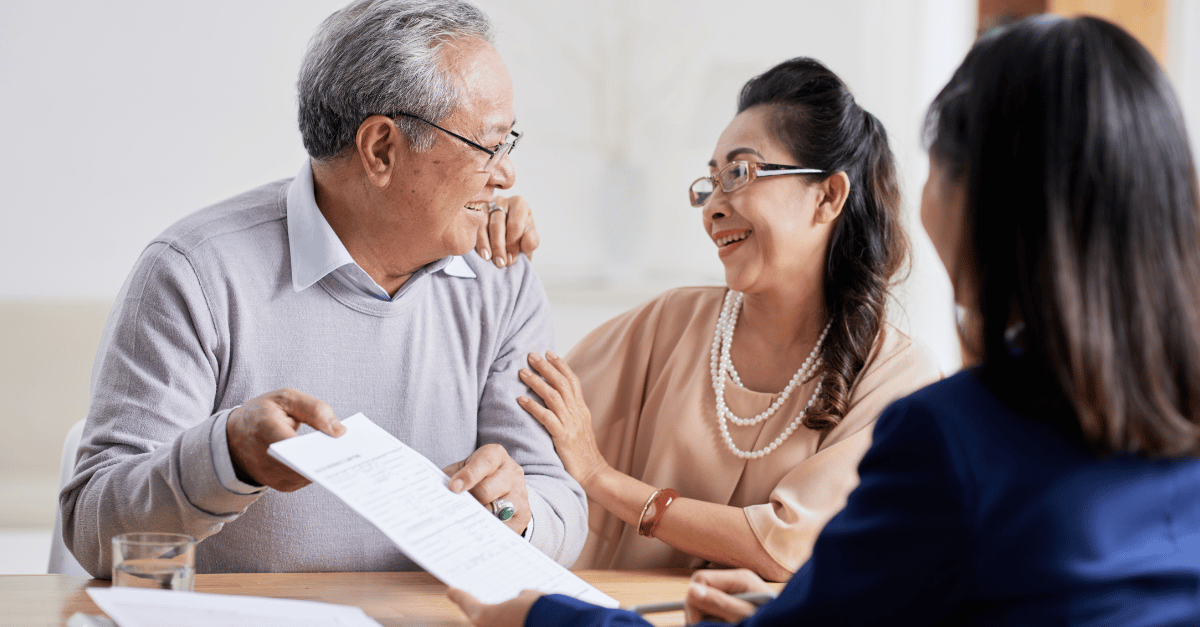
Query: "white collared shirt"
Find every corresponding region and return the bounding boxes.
[285,161,476,301]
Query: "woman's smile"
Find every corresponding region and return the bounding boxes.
[714,229,753,257]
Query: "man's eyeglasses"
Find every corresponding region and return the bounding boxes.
[386,111,520,173]
[688,161,826,207]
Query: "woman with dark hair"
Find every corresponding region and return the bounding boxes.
[512,56,940,581]
[448,15,1200,627]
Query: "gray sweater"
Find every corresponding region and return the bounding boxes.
[61,179,586,577]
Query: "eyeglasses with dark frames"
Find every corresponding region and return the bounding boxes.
[384,111,520,173]
[688,160,826,207]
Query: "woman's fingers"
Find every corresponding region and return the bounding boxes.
[518,351,608,489]
[519,367,566,413]
[503,197,536,263]
[475,224,492,262]
[691,568,775,594]
[487,205,508,268]
[685,581,760,624]
[475,195,539,267]
[447,588,484,623]
[517,396,563,435]
[543,351,583,392]
[527,352,576,400]
[518,224,539,260]
[684,569,774,624]
[448,589,542,627]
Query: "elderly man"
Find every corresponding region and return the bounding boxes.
[61,0,584,576]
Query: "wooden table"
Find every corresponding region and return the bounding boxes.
[0,570,694,627]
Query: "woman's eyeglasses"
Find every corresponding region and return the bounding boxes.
[688,161,826,207]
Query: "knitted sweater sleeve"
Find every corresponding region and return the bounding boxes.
[60,242,262,578]
[474,254,588,566]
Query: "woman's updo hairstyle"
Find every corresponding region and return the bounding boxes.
[738,58,908,433]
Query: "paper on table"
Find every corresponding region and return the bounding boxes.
[87,587,382,627]
[268,413,617,607]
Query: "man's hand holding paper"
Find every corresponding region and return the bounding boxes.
[268,413,615,607]
[444,443,532,535]
[227,388,347,491]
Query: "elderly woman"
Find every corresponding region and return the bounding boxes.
[513,57,941,582]
[451,14,1200,627]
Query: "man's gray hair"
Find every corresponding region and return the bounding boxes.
[298,0,495,160]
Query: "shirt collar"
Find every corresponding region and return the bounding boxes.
[287,161,357,293]
[286,161,475,297]
[441,255,477,278]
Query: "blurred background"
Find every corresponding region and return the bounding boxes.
[1,0,1197,572]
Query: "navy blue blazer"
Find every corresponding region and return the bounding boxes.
[528,370,1200,626]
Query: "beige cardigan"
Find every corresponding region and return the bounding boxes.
[568,286,942,573]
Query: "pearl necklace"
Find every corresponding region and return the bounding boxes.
[710,290,831,459]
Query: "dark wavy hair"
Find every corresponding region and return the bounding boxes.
[738,58,908,433]
[925,16,1200,456]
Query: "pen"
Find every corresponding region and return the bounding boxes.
[626,591,778,615]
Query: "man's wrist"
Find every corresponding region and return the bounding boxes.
[230,453,263,488]
[212,409,266,494]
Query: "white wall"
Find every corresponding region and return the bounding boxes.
[0,1,344,298]
[0,0,978,371]
[1170,0,1200,158]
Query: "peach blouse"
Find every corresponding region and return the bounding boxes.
[567,287,942,573]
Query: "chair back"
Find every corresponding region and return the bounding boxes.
[47,419,90,576]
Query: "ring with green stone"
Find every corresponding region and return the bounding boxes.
[491,498,515,521]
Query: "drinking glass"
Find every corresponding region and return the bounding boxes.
[111,532,196,591]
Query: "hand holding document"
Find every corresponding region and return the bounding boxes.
[267,413,617,607]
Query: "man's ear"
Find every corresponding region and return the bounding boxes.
[355,115,401,189]
[815,171,850,225]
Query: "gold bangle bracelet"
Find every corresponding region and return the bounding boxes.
[637,488,679,538]
[636,490,660,534]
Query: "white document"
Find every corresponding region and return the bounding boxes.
[268,413,617,607]
[87,587,382,627]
